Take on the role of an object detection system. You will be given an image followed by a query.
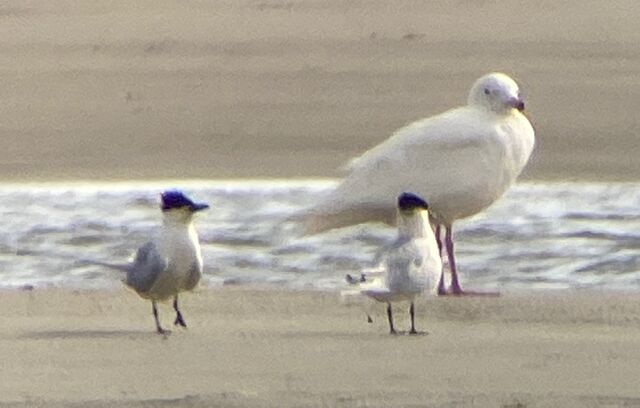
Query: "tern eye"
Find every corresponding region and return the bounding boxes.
[484,88,490,95]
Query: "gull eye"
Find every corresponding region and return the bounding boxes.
[484,88,490,95]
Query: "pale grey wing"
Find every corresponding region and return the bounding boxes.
[360,249,422,303]
[303,108,506,232]
[181,260,202,292]
[385,241,427,293]
[371,235,410,266]
[125,242,168,294]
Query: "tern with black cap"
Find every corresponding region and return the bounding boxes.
[346,192,442,334]
[97,190,209,334]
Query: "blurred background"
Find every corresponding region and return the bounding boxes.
[0,0,639,181]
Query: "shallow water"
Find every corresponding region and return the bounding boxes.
[1,180,639,291]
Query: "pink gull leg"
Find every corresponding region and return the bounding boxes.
[434,225,447,295]
[445,225,463,294]
[442,225,500,297]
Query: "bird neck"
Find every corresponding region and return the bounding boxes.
[162,214,194,231]
[161,217,200,253]
[397,210,432,239]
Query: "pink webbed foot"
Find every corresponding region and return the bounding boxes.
[438,284,500,297]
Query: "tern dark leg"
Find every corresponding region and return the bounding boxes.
[173,296,187,328]
[152,300,166,334]
[409,302,418,334]
[387,303,396,335]
[435,225,447,295]
[445,225,464,295]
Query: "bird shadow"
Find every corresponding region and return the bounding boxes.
[391,330,429,336]
[19,329,158,340]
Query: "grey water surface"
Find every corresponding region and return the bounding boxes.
[1,180,638,291]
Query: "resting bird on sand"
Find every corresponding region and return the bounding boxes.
[97,190,209,334]
[303,72,535,295]
[346,192,441,334]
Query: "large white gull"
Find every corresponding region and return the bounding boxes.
[302,72,535,295]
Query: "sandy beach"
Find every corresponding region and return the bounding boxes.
[1,1,640,181]
[1,2,639,407]
[0,288,639,407]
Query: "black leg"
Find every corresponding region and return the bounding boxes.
[173,296,187,328]
[409,302,417,334]
[152,300,165,334]
[387,303,396,335]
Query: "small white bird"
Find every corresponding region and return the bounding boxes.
[98,190,209,334]
[347,192,441,334]
[303,72,535,295]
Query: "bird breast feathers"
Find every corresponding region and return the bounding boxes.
[346,107,511,174]
[335,107,533,220]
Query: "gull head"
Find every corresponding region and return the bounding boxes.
[468,72,525,114]
[161,190,209,222]
[397,192,429,214]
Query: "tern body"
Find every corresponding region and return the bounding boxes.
[350,193,441,334]
[123,190,209,334]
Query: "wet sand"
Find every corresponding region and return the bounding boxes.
[2,288,640,407]
[1,1,640,181]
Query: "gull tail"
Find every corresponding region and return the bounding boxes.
[294,205,396,236]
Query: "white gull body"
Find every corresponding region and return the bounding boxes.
[304,72,535,294]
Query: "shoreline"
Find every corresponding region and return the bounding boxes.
[0,176,635,186]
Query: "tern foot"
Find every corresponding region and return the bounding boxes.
[408,329,428,336]
[437,279,447,296]
[174,315,187,328]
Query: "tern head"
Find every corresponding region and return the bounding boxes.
[468,72,525,114]
[397,192,429,214]
[160,190,209,221]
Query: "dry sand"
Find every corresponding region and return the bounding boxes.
[2,2,640,407]
[1,1,640,181]
[1,288,640,407]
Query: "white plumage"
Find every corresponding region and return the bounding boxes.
[304,72,535,295]
[120,190,209,334]
[346,193,441,334]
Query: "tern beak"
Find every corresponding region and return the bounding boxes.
[190,202,210,212]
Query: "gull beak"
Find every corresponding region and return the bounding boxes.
[508,96,525,112]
